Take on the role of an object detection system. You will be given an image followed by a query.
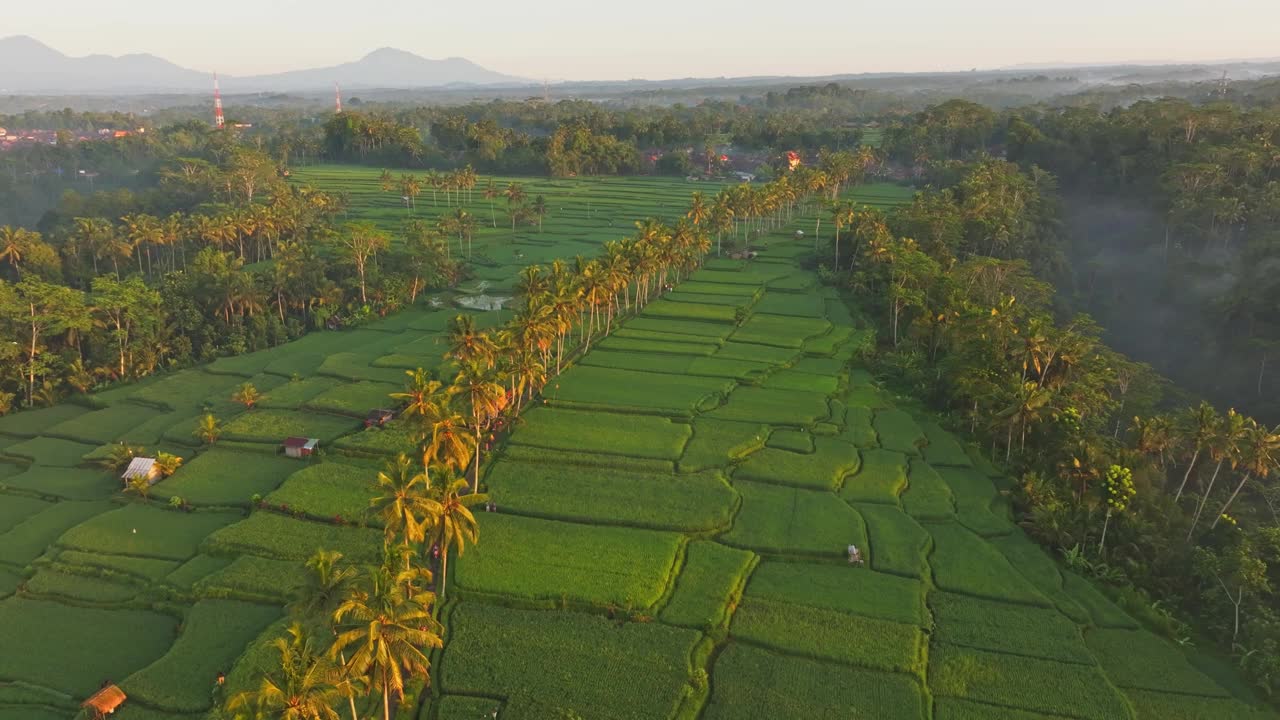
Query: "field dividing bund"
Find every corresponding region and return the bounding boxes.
[0,169,1268,720]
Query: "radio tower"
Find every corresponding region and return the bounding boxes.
[335,82,343,113]
[213,73,225,129]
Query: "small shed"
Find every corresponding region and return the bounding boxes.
[83,684,127,718]
[121,457,160,486]
[365,409,395,428]
[282,437,318,459]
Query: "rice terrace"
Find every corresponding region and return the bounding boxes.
[3,23,1280,719]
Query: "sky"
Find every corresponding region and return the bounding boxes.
[7,0,1279,81]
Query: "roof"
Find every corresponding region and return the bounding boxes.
[282,437,319,449]
[121,457,157,480]
[83,685,127,714]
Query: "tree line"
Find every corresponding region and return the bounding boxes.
[835,156,1280,700]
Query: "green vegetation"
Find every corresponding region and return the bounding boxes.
[744,560,925,626]
[722,481,867,557]
[930,592,1094,664]
[262,461,377,521]
[509,406,692,460]
[679,418,768,472]
[58,504,241,561]
[201,512,383,564]
[158,448,297,506]
[841,448,908,504]
[659,541,756,630]
[731,596,925,673]
[734,438,860,491]
[927,522,1050,606]
[1086,628,1231,697]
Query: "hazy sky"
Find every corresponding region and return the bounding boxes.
[7,0,1278,80]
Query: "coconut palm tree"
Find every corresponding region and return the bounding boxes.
[482,179,499,227]
[1212,421,1280,528]
[425,472,484,600]
[531,195,548,232]
[445,315,498,369]
[1174,401,1218,501]
[330,566,442,720]
[194,413,221,445]
[233,382,261,409]
[450,360,508,492]
[227,623,343,720]
[1189,409,1248,538]
[289,551,361,720]
[369,454,441,565]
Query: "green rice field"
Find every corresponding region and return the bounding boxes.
[0,166,1270,720]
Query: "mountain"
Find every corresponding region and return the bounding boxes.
[0,35,211,92]
[0,36,528,94]
[233,48,526,91]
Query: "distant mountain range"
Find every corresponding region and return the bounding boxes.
[0,36,528,94]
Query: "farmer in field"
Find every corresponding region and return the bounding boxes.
[848,544,863,565]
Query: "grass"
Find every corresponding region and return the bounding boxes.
[0,404,89,438]
[1062,571,1140,629]
[594,335,721,356]
[57,504,242,561]
[921,421,973,467]
[761,369,839,394]
[934,698,1077,720]
[0,596,177,698]
[0,500,115,566]
[333,422,420,456]
[658,541,756,630]
[766,428,814,453]
[840,406,880,448]
[485,460,736,532]
[753,290,825,318]
[201,512,384,564]
[158,448,299,506]
[164,554,233,590]
[317,351,410,384]
[220,409,360,445]
[23,569,139,603]
[874,409,927,455]
[438,603,702,720]
[128,370,246,412]
[731,596,925,674]
[714,341,800,365]
[927,522,1051,607]
[855,504,932,579]
[841,449,908,504]
[509,406,692,460]
[41,403,164,446]
[930,592,1095,664]
[581,351,770,381]
[679,418,768,472]
[53,549,181,582]
[722,481,867,558]
[625,316,736,338]
[193,555,310,604]
[928,643,1133,720]
[301,380,399,418]
[938,466,1016,537]
[641,298,739,323]
[1086,628,1231,697]
[2,436,99,466]
[547,365,732,416]
[731,314,831,349]
[123,599,281,712]
[1121,688,1275,720]
[703,643,926,720]
[706,386,830,426]
[901,459,956,520]
[263,461,377,522]
[735,438,860,491]
[0,494,51,533]
[987,533,1091,624]
[744,560,925,626]
[453,513,682,609]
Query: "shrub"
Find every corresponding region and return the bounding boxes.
[722,481,867,558]
[438,603,702,720]
[486,460,735,532]
[659,541,756,630]
[702,643,925,720]
[744,560,925,626]
[731,596,925,674]
[928,643,1131,720]
[453,513,682,610]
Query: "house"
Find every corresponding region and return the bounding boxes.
[282,437,318,459]
[83,684,127,718]
[365,409,395,428]
[120,457,160,486]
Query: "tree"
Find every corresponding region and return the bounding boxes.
[340,222,390,304]
[233,382,262,409]
[445,314,498,368]
[227,623,343,720]
[289,550,360,720]
[426,473,484,600]
[531,195,548,233]
[195,413,222,445]
[1098,465,1136,554]
[123,472,154,501]
[1175,402,1219,501]
[1,277,91,407]
[1189,409,1248,538]
[369,454,441,567]
[450,360,507,492]
[1213,423,1280,528]
[92,276,163,380]
[330,566,442,720]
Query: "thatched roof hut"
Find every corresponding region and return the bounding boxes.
[82,684,126,718]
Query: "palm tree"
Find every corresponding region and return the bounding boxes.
[1174,401,1218,501]
[451,360,508,492]
[482,180,499,228]
[1212,422,1280,528]
[289,550,360,720]
[531,195,548,233]
[369,454,441,566]
[445,315,498,368]
[426,473,484,600]
[330,566,442,720]
[1188,409,1247,538]
[227,623,343,720]
[233,382,262,409]
[194,413,221,445]
[686,191,709,227]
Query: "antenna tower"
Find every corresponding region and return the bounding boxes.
[335,82,343,113]
[1218,71,1229,99]
[213,73,225,129]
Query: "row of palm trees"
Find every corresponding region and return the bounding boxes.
[378,166,479,209]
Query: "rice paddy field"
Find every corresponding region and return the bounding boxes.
[0,167,1271,720]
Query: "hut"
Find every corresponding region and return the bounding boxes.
[83,684,126,718]
[282,437,318,459]
[365,409,395,428]
[120,457,160,486]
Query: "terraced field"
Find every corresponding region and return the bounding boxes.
[0,168,1269,720]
